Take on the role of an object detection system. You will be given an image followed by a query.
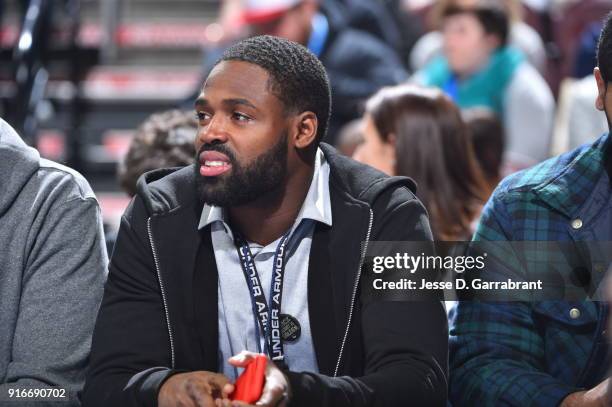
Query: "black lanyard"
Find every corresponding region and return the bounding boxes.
[234,231,290,365]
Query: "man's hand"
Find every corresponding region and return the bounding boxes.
[560,378,611,407]
[225,351,291,407]
[158,371,234,407]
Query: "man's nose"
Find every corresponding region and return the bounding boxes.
[198,116,229,146]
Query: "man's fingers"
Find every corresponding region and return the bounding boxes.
[203,372,232,392]
[222,383,235,399]
[228,401,254,407]
[158,371,233,407]
[228,350,259,367]
[176,394,199,407]
[255,362,290,407]
[185,373,233,406]
[256,380,286,406]
[215,399,236,407]
[255,389,285,406]
[185,378,215,407]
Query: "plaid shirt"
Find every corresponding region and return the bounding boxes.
[450,133,612,407]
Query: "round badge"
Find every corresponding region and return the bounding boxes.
[280,314,301,342]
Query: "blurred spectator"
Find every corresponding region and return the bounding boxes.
[553,75,608,155]
[566,75,609,147]
[521,0,584,12]
[118,109,197,197]
[410,0,547,74]
[212,0,249,44]
[413,1,554,169]
[0,117,107,404]
[463,108,504,194]
[336,118,364,156]
[334,0,403,57]
[573,21,603,79]
[187,0,408,145]
[353,84,488,240]
[336,0,425,66]
[242,0,410,141]
[520,0,551,11]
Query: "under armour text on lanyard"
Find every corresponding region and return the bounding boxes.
[234,231,290,367]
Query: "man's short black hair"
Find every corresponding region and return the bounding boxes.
[218,35,331,143]
[598,12,612,83]
[443,2,509,47]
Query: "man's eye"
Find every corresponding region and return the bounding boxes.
[196,111,211,121]
[233,112,252,122]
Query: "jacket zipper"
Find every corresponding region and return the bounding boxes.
[147,217,176,369]
[334,208,373,377]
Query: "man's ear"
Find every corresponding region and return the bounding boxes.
[292,111,318,150]
[595,67,606,111]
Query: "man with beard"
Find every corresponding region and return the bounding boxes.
[449,12,612,407]
[83,36,447,407]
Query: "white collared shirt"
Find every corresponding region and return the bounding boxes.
[198,149,332,379]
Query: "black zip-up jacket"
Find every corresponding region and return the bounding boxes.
[82,145,448,407]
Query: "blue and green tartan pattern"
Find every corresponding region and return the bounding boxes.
[449,134,610,406]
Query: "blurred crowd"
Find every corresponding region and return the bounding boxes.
[2,0,612,243]
[4,1,612,404]
[108,0,611,245]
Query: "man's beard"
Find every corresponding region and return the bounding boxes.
[195,133,288,207]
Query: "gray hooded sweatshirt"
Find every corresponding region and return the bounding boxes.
[0,118,107,405]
